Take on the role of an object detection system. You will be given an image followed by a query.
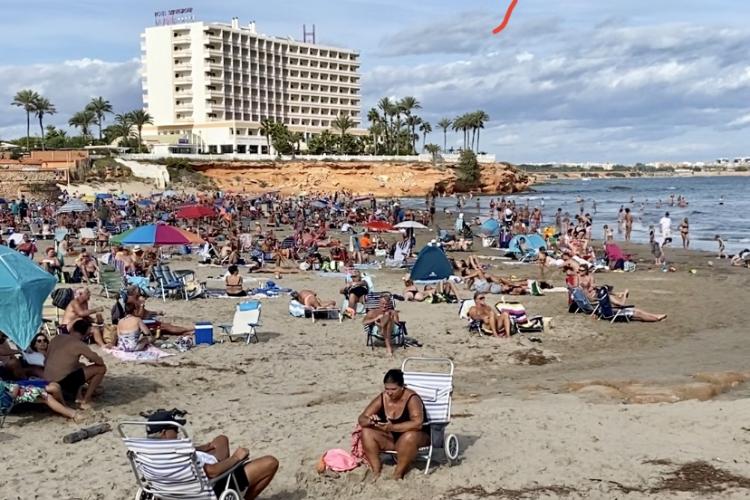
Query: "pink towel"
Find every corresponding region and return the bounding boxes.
[319,424,366,473]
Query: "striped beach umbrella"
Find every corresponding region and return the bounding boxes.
[118,224,203,246]
[56,198,89,214]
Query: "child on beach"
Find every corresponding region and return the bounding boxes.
[649,226,663,266]
[715,234,726,259]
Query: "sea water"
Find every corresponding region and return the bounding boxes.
[403,176,750,254]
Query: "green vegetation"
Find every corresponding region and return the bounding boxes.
[9,88,151,152]
[456,150,481,186]
[161,158,216,190]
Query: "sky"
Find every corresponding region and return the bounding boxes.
[1,0,750,163]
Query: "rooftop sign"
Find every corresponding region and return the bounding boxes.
[154,7,194,26]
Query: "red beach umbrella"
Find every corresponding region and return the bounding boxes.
[175,205,216,219]
[365,221,395,232]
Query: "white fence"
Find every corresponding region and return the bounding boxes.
[119,152,497,164]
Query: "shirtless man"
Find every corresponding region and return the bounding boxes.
[624,208,633,241]
[292,289,336,310]
[63,288,106,347]
[76,249,99,284]
[363,295,399,356]
[467,292,511,337]
[43,319,107,409]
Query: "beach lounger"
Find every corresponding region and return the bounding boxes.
[99,266,125,299]
[364,320,407,350]
[568,287,598,315]
[384,358,459,474]
[118,420,247,500]
[218,300,262,344]
[78,227,96,245]
[152,266,188,301]
[458,299,487,335]
[594,287,634,323]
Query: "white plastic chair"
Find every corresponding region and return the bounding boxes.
[118,421,245,500]
[218,300,261,344]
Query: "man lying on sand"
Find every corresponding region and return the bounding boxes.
[147,410,279,499]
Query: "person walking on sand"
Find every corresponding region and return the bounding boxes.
[659,212,672,247]
[679,218,690,249]
[715,235,726,259]
[624,208,633,241]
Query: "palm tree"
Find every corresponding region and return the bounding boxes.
[474,110,490,153]
[451,115,467,150]
[377,97,394,153]
[127,109,153,152]
[437,118,452,153]
[369,121,385,155]
[86,97,113,142]
[399,96,421,154]
[424,144,441,164]
[11,89,41,151]
[332,113,355,154]
[405,115,421,154]
[32,96,56,151]
[260,118,275,154]
[68,109,97,143]
[288,131,304,155]
[419,121,432,152]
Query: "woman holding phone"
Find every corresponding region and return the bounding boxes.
[357,369,429,479]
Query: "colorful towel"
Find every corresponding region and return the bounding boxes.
[104,346,173,362]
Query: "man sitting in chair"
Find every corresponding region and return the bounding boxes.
[467,292,512,337]
[147,410,279,500]
[363,294,400,357]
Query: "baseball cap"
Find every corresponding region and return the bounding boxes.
[146,410,187,436]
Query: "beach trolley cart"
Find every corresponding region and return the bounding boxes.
[389,357,460,473]
[118,420,246,500]
[218,300,262,344]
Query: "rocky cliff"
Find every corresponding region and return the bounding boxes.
[192,161,531,196]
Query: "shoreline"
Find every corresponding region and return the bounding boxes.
[529,171,750,182]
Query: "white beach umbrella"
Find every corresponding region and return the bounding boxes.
[394,221,429,230]
[56,198,89,214]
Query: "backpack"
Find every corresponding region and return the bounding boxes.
[51,288,74,310]
[111,300,125,325]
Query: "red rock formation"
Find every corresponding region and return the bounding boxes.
[192,160,531,196]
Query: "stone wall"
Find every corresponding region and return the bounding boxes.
[0,169,66,199]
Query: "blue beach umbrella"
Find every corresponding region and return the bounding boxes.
[0,245,56,349]
[137,199,153,207]
[480,218,501,236]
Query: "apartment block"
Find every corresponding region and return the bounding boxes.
[140,17,362,154]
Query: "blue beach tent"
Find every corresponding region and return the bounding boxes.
[410,245,453,283]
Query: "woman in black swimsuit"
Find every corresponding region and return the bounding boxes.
[358,369,430,479]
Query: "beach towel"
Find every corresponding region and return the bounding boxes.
[104,346,173,362]
[250,280,292,297]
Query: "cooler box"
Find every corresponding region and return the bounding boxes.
[194,321,214,345]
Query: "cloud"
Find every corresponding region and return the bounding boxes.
[0,58,142,139]
[365,16,750,162]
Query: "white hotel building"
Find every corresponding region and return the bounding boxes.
[140,17,362,154]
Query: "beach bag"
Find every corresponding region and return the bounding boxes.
[497,301,529,324]
[623,261,636,272]
[51,288,74,310]
[319,449,360,473]
[289,300,306,318]
[527,280,543,296]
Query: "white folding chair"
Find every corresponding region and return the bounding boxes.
[118,421,246,500]
[218,300,261,344]
[386,357,460,474]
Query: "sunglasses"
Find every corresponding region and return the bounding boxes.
[36,338,49,343]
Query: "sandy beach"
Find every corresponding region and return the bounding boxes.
[2,228,750,500]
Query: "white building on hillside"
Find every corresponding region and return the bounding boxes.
[140,17,362,154]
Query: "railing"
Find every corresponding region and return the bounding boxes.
[120,153,498,163]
